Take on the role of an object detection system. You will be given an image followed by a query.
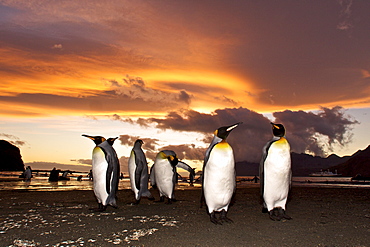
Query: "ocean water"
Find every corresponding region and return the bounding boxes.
[0,171,201,191]
[0,171,369,191]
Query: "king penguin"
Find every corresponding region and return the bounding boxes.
[151,150,193,204]
[202,122,242,224]
[260,123,292,221]
[82,134,120,211]
[128,139,154,204]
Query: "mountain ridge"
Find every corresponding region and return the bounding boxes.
[236,145,370,177]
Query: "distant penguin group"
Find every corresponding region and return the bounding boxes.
[82,120,292,223]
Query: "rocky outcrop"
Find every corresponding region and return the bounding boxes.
[0,140,25,171]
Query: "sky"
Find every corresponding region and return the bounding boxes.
[0,0,369,173]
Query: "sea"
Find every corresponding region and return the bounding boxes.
[0,171,369,191]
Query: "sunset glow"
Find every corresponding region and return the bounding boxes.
[1,0,369,172]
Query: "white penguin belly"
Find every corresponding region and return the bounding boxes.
[204,143,235,213]
[263,146,291,210]
[92,147,109,205]
[128,151,139,199]
[154,159,174,198]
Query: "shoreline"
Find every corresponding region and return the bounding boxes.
[1,174,370,192]
[1,187,369,246]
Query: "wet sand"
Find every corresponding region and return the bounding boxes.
[0,187,369,246]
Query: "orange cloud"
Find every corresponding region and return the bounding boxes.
[1,0,369,119]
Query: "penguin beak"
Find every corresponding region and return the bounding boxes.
[82,134,94,140]
[270,122,280,129]
[82,134,106,144]
[226,122,243,132]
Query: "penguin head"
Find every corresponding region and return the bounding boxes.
[271,122,286,137]
[82,134,106,145]
[214,122,243,140]
[168,155,179,167]
[107,137,118,146]
[134,139,144,147]
[160,150,179,167]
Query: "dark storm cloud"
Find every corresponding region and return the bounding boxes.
[160,144,206,161]
[122,108,273,162]
[118,135,159,164]
[0,133,27,147]
[119,156,130,171]
[214,96,239,106]
[118,134,159,152]
[118,134,161,161]
[109,76,192,107]
[205,0,370,108]
[163,82,233,96]
[122,106,358,162]
[0,26,115,58]
[273,106,359,156]
[117,134,205,162]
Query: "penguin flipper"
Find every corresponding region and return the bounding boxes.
[201,140,219,208]
[259,156,265,202]
[134,162,143,191]
[259,138,277,201]
[150,165,156,188]
[106,155,114,194]
[134,148,149,190]
[175,161,192,173]
[200,161,207,208]
[99,142,120,207]
[96,143,113,194]
[172,166,177,188]
[176,161,195,182]
[204,141,218,168]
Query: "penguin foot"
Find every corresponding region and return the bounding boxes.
[220,209,233,224]
[278,207,292,220]
[154,196,168,203]
[148,196,155,201]
[268,207,292,221]
[90,204,107,212]
[210,212,222,225]
[128,200,140,205]
[165,198,173,204]
[262,207,268,213]
[89,207,104,212]
[268,208,280,221]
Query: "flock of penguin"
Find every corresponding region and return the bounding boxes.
[82,121,292,224]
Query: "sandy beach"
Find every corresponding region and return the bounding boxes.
[0,186,369,246]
